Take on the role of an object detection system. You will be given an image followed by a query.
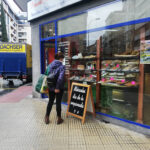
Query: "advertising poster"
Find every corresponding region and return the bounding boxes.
[140,40,150,64]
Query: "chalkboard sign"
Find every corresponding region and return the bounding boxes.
[66,82,95,124]
[69,84,88,117]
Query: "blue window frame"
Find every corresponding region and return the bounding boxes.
[40,0,150,53]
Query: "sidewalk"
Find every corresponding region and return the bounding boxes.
[0,87,150,150]
[0,85,32,103]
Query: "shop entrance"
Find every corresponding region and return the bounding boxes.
[40,39,56,98]
[41,39,55,73]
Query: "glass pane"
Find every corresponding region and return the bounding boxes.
[95,25,140,121]
[57,22,150,124]
[57,34,97,103]
[58,0,150,36]
[41,22,55,38]
[58,13,87,35]
[143,22,150,126]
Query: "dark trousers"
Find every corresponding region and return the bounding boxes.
[46,90,64,117]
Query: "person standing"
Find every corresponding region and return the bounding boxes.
[45,52,65,125]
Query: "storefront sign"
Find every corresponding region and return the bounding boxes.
[66,82,95,124]
[140,40,150,64]
[0,44,26,53]
[28,0,82,21]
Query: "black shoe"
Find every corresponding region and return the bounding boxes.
[45,116,50,124]
[57,118,64,125]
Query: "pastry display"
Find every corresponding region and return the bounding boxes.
[114,50,140,57]
[84,55,96,59]
[100,59,139,87]
[77,65,85,70]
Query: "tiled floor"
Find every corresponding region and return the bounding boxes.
[0,96,150,150]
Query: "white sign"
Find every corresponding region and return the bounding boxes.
[28,0,82,21]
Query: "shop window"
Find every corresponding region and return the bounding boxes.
[57,34,97,103]
[57,21,150,125]
[41,22,55,39]
[89,25,140,121]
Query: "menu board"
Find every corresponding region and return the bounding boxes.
[69,84,88,117]
[67,82,95,124]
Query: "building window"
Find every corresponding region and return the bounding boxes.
[18,32,27,37]
[19,39,27,43]
[41,22,55,38]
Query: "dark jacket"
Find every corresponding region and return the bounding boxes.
[47,60,65,91]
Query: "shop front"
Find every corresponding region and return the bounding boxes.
[29,0,150,133]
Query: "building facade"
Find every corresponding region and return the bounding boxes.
[28,0,150,134]
[17,13,31,44]
[0,0,18,42]
[0,0,31,44]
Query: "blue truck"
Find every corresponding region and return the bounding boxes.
[0,43,32,82]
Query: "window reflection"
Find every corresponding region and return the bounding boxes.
[41,22,55,38]
[58,0,150,36]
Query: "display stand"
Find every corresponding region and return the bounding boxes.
[66,82,96,124]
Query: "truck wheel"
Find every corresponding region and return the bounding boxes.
[9,80,14,86]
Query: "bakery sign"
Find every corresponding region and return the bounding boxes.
[28,0,82,21]
[66,82,96,124]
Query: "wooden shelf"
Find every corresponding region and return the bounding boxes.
[99,82,139,89]
[67,57,97,61]
[68,69,97,71]
[101,56,140,60]
[69,79,96,84]
[99,69,139,73]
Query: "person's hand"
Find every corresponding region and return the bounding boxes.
[55,89,60,93]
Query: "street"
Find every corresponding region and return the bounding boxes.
[0,79,29,96]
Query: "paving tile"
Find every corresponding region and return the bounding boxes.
[69,145,86,150]
[100,136,119,145]
[104,145,122,150]
[69,136,85,145]
[97,128,116,136]
[115,135,136,144]
[86,145,105,150]
[137,144,150,150]
[69,129,84,137]
[120,144,141,150]
[131,135,150,144]
[84,136,102,145]
[82,128,99,136]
